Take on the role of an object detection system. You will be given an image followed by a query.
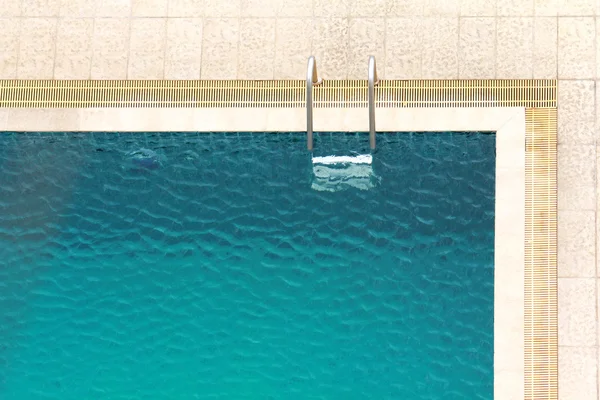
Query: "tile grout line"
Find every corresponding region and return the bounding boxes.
[125,2,133,80]
[530,15,534,78]
[198,17,204,80]
[162,11,168,80]
[52,16,59,79]
[270,7,277,80]
[454,16,459,79]
[14,10,22,79]
[555,14,558,80]
[458,16,462,79]
[552,39,559,400]
[383,16,387,80]
[199,16,206,79]
[345,16,350,79]
[162,0,171,79]
[88,16,96,79]
[418,16,423,78]
[15,13,600,19]
[234,0,243,79]
[235,16,242,79]
[595,15,599,400]
[592,18,600,398]
[494,15,498,78]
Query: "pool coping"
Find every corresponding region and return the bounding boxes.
[0,79,558,400]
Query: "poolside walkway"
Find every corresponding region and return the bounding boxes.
[0,0,598,399]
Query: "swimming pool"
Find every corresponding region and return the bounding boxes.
[0,131,494,399]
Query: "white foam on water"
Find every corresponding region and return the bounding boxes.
[311,154,372,165]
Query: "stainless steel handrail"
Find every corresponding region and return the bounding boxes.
[306,56,322,151]
[368,55,379,150]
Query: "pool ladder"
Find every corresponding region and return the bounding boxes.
[306,55,379,151]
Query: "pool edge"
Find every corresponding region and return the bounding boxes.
[0,80,558,400]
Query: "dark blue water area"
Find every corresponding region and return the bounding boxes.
[0,131,495,400]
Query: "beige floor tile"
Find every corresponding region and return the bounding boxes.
[59,0,96,16]
[165,18,203,80]
[388,0,422,15]
[96,0,131,17]
[17,18,57,79]
[559,347,597,400]
[238,18,275,79]
[201,18,239,79]
[54,18,93,79]
[349,0,391,16]
[423,0,459,16]
[0,0,22,16]
[558,17,595,79]
[558,0,596,15]
[385,17,421,79]
[274,18,312,79]
[168,0,204,17]
[314,0,348,17]
[241,0,279,17]
[558,145,595,211]
[458,17,496,78]
[534,17,557,78]
[277,0,312,17]
[91,18,130,79]
[132,0,168,16]
[496,17,533,78]
[497,0,534,15]
[421,17,459,78]
[558,278,596,346]
[558,210,595,276]
[558,80,595,144]
[128,18,167,79]
[535,0,558,15]
[0,18,19,79]
[204,0,241,17]
[312,17,349,79]
[459,0,496,16]
[347,18,385,79]
[22,0,60,16]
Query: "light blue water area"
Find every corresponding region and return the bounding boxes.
[0,131,495,400]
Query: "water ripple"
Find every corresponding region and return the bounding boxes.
[0,131,494,400]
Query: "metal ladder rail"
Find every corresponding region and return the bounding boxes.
[368,55,378,150]
[307,56,377,151]
[306,56,322,151]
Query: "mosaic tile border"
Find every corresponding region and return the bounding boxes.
[0,80,556,109]
[524,108,558,399]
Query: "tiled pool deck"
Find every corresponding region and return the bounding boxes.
[0,0,596,399]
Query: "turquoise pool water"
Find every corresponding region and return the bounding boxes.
[0,132,495,400]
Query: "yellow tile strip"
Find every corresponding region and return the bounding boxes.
[0,79,558,400]
[525,108,558,400]
[0,80,556,108]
